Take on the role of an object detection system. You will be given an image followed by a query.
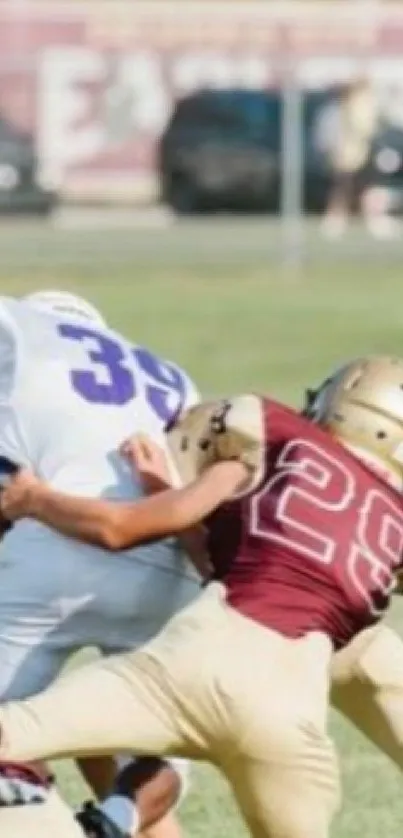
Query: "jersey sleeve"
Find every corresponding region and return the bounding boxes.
[167,394,265,491]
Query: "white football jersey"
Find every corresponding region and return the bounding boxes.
[0,296,199,582]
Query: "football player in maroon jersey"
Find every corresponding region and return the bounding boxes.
[2,356,403,838]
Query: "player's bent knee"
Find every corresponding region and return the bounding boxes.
[226,718,340,838]
[232,766,339,838]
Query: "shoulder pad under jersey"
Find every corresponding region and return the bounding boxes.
[167,394,265,487]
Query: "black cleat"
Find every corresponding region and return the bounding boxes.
[76,801,127,838]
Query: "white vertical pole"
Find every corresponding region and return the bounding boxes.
[280,62,304,272]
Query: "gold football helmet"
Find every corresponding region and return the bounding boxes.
[304,356,403,483]
[168,395,265,488]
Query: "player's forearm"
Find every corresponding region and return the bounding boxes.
[28,486,193,551]
[28,487,128,550]
[109,459,249,551]
[26,460,248,551]
[19,482,193,551]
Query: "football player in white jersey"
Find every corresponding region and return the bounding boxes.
[0,290,201,838]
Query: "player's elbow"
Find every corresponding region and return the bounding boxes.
[98,497,195,552]
[98,526,123,552]
[100,531,124,552]
[98,505,158,551]
[97,509,129,552]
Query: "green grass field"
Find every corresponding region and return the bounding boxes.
[2,216,403,837]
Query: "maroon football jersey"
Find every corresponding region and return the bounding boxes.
[206,399,403,649]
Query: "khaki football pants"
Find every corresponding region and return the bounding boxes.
[331,622,403,768]
[0,787,84,838]
[0,584,340,838]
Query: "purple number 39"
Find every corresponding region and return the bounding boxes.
[58,323,186,424]
[59,323,135,406]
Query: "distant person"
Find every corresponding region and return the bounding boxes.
[322,77,397,239]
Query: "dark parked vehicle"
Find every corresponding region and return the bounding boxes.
[159,87,403,214]
[0,115,57,216]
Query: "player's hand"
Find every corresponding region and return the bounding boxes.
[121,434,173,494]
[0,468,44,523]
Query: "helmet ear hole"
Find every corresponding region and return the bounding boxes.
[376,431,387,439]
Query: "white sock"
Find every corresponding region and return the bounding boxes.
[99,795,140,836]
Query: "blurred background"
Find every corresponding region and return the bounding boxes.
[3,0,403,243]
[2,2,403,837]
